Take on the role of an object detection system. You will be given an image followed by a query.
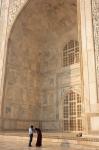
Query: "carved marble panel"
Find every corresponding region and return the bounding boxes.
[91,0,99,101]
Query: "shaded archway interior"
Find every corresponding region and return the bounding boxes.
[3,0,80,130]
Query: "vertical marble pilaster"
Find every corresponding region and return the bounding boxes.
[79,0,98,133]
[91,0,99,102]
[0,0,1,9]
[0,0,10,117]
[80,0,97,111]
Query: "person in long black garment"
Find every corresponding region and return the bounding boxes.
[35,128,42,147]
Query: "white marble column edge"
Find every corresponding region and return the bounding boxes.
[79,0,97,113]
[0,0,10,116]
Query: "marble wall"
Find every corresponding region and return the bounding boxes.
[0,0,99,133]
[2,0,81,130]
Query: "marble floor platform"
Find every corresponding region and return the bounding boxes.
[0,134,98,150]
[0,132,98,150]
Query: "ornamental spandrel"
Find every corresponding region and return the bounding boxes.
[8,0,28,32]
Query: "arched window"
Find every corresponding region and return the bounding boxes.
[63,40,79,67]
[63,90,82,131]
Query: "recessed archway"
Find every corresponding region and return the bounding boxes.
[2,0,81,131]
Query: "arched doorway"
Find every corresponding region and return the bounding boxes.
[2,0,82,131]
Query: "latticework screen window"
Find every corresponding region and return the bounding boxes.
[70,117,76,131]
[63,40,79,67]
[70,102,76,115]
[64,120,69,131]
[77,119,82,131]
[77,105,81,117]
[63,90,82,131]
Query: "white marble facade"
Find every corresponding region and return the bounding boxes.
[0,0,99,134]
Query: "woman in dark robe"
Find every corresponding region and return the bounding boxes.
[35,128,42,147]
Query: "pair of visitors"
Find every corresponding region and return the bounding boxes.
[28,125,42,147]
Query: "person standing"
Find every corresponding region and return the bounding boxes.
[28,125,34,147]
[35,128,42,147]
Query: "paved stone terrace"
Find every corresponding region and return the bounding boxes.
[1,131,99,142]
[0,132,98,150]
[0,134,97,150]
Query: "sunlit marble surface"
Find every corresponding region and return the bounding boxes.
[0,134,97,150]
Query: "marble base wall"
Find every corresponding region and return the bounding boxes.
[1,118,40,130]
[0,118,60,131]
[84,114,99,134]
